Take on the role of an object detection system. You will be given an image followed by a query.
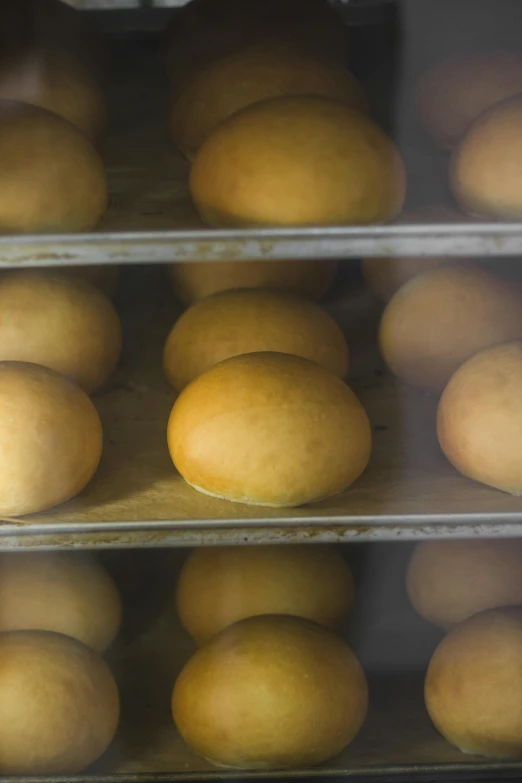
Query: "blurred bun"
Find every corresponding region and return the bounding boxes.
[168,259,337,303]
[425,607,522,758]
[0,0,109,82]
[0,630,119,775]
[163,288,349,391]
[190,96,406,227]
[0,552,122,651]
[172,615,368,768]
[170,41,366,158]
[418,51,522,148]
[168,352,371,507]
[437,341,522,493]
[176,545,354,644]
[0,101,107,232]
[0,362,102,517]
[362,258,448,301]
[407,540,522,629]
[379,264,522,393]
[0,48,107,141]
[60,264,119,296]
[165,0,348,89]
[451,95,522,219]
[0,270,121,393]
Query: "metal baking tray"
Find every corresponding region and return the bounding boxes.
[4,546,521,782]
[3,264,522,551]
[3,8,522,269]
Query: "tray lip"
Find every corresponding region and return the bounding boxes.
[1,222,522,265]
[4,512,522,536]
[4,759,522,783]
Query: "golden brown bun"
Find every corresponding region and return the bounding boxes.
[59,264,119,296]
[172,614,367,768]
[168,352,371,507]
[418,51,522,148]
[0,552,121,651]
[379,264,522,393]
[168,259,338,304]
[407,540,522,630]
[0,101,107,232]
[451,95,522,220]
[169,41,366,159]
[425,607,522,759]
[0,48,107,142]
[0,630,119,775]
[190,95,406,227]
[0,0,109,83]
[176,545,354,645]
[163,288,349,391]
[0,362,102,517]
[362,258,448,302]
[437,341,522,493]
[164,0,348,90]
[0,270,121,393]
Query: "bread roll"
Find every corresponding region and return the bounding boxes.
[0,0,109,82]
[172,615,368,768]
[379,264,522,393]
[168,259,337,303]
[165,0,348,90]
[176,545,354,645]
[0,101,107,232]
[0,552,121,651]
[190,95,406,227]
[418,51,522,148]
[0,270,121,393]
[407,540,522,629]
[0,48,107,141]
[425,607,522,758]
[163,288,349,391]
[170,41,366,158]
[437,341,522,493]
[0,362,102,517]
[60,264,119,296]
[362,258,448,302]
[168,352,371,507]
[451,95,522,219]
[0,630,119,775]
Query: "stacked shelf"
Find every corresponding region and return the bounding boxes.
[3,6,522,782]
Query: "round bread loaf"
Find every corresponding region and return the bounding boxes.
[379,263,522,393]
[168,351,371,507]
[164,0,348,89]
[168,259,338,303]
[362,258,448,301]
[0,270,121,393]
[407,540,522,629]
[190,95,406,227]
[60,264,119,296]
[172,614,368,768]
[0,552,121,651]
[176,545,354,644]
[451,94,522,219]
[425,607,522,758]
[170,41,366,158]
[0,48,107,141]
[0,0,109,82]
[0,630,119,775]
[418,51,522,148]
[163,288,349,391]
[437,341,522,493]
[0,101,107,232]
[0,362,102,517]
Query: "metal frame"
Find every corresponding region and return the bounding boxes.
[1,224,522,267]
